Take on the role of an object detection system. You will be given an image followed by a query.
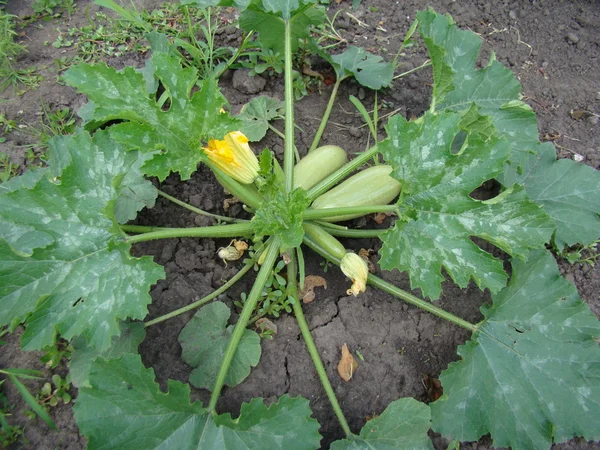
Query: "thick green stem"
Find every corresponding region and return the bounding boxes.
[208,237,281,412]
[125,223,254,244]
[210,162,264,209]
[120,224,169,233]
[302,234,478,333]
[303,204,397,221]
[158,190,245,223]
[283,20,295,192]
[308,77,343,153]
[287,254,354,438]
[323,227,386,238]
[306,145,380,201]
[144,261,254,327]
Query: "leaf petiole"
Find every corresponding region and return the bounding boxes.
[158,190,246,223]
[124,222,254,244]
[303,233,478,333]
[303,204,398,221]
[287,253,354,438]
[144,261,255,327]
[208,236,281,412]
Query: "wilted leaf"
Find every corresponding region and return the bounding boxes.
[298,275,327,303]
[337,343,358,382]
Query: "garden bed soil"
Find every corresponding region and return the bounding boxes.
[0,0,599,449]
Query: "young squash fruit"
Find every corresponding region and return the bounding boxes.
[311,165,401,222]
[293,145,348,190]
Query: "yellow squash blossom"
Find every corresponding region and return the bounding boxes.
[203,131,259,184]
[340,252,369,296]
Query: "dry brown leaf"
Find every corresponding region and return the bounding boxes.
[372,211,393,225]
[255,318,278,335]
[302,64,325,80]
[423,374,443,402]
[223,197,240,211]
[298,275,327,303]
[358,248,376,273]
[570,109,593,120]
[337,343,358,382]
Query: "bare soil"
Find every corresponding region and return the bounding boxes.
[0,0,599,449]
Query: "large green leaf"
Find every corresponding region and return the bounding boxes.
[431,249,600,449]
[62,53,239,181]
[0,130,164,351]
[239,3,325,55]
[417,9,540,173]
[74,354,322,449]
[379,111,554,299]
[178,302,261,390]
[237,96,284,141]
[504,142,600,249]
[114,151,158,223]
[69,321,146,388]
[330,46,394,90]
[330,398,433,449]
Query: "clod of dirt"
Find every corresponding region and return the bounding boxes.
[299,275,328,303]
[232,69,267,94]
[337,343,359,382]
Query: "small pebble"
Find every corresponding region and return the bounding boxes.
[587,115,599,126]
[573,153,584,162]
[566,32,580,44]
[509,10,517,20]
[358,87,366,100]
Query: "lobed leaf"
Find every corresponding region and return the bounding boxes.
[74,354,322,449]
[237,96,285,141]
[63,52,239,181]
[431,249,600,449]
[69,321,146,388]
[330,46,394,90]
[379,111,554,299]
[330,398,433,449]
[178,302,261,390]
[0,130,164,351]
[504,142,600,249]
[239,2,325,56]
[417,9,541,173]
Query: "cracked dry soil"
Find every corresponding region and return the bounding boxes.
[1,0,599,449]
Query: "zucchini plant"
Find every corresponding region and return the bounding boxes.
[1,1,600,449]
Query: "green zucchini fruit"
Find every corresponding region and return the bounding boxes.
[311,165,401,222]
[303,223,346,260]
[293,145,348,191]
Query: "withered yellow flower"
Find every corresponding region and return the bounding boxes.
[203,131,259,184]
[340,252,369,296]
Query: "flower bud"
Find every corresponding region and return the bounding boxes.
[203,131,259,184]
[340,252,368,296]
